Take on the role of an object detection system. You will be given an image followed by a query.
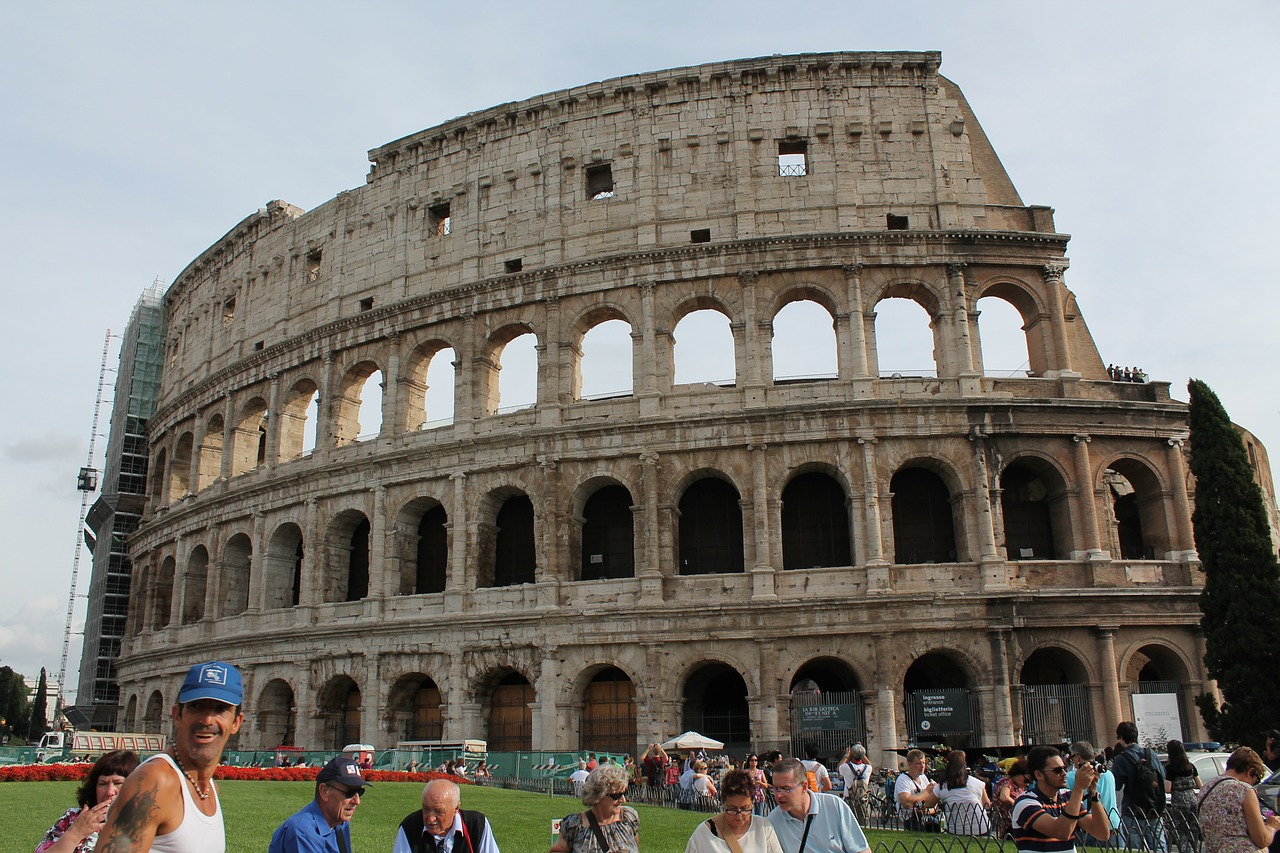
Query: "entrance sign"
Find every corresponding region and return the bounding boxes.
[913,689,971,735]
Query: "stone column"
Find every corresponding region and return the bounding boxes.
[247,511,265,612]
[755,639,781,744]
[365,655,386,745]
[1072,434,1106,558]
[295,667,318,751]
[220,392,235,480]
[859,436,889,593]
[639,451,664,604]
[872,633,900,769]
[369,485,389,601]
[988,627,1016,744]
[300,498,322,608]
[315,354,336,458]
[1042,264,1075,375]
[535,645,560,750]
[1165,437,1196,557]
[190,414,206,491]
[739,271,767,398]
[970,431,1006,590]
[202,533,221,625]
[750,443,777,600]
[842,263,870,378]
[637,281,663,414]
[947,264,976,375]
[265,373,281,472]
[540,294,563,407]
[538,457,562,605]
[1095,626,1123,743]
[381,333,401,436]
[446,473,468,610]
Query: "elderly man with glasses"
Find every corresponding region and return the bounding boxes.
[1011,746,1109,853]
[767,757,869,853]
[269,754,371,853]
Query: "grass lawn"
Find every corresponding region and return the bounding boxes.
[8,781,1008,853]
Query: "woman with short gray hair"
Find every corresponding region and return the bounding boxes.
[551,764,639,853]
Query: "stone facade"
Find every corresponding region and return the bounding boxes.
[117,52,1221,765]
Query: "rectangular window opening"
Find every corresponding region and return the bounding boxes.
[504,258,523,273]
[428,203,451,237]
[305,249,322,282]
[887,213,909,230]
[690,228,711,244]
[359,297,374,312]
[222,297,236,325]
[586,163,615,199]
[253,340,265,351]
[778,140,808,177]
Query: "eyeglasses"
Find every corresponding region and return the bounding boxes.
[771,781,804,794]
[723,807,753,816]
[326,783,363,799]
[606,791,627,801]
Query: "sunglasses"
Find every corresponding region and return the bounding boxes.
[326,783,363,799]
[1044,765,1068,775]
[606,791,627,801]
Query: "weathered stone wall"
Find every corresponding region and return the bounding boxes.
[117,52,1214,765]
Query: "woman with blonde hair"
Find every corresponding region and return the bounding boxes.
[551,764,639,853]
[1197,747,1280,853]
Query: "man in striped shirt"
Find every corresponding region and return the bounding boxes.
[1011,746,1110,853]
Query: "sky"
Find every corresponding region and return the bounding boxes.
[2,1,1277,702]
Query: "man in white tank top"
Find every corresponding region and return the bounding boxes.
[96,661,244,853]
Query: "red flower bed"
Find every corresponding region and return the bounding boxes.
[0,764,466,784]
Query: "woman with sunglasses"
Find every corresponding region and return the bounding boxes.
[744,755,769,815]
[685,770,784,853]
[551,764,638,853]
[1197,747,1280,853]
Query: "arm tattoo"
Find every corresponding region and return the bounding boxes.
[96,782,162,853]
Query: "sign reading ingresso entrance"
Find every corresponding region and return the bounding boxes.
[912,689,971,735]
[797,702,858,732]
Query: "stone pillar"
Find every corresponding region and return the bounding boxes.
[872,633,900,769]
[739,271,767,395]
[1095,626,1123,743]
[755,639,781,744]
[190,415,206,491]
[539,457,563,598]
[300,498,322,608]
[842,263,870,378]
[381,333,401,436]
[295,667,318,751]
[988,627,1016,745]
[365,655,386,745]
[1165,437,1196,557]
[750,444,777,600]
[220,392,235,480]
[540,294,563,407]
[369,485,389,600]
[970,431,1006,590]
[535,645,560,750]
[1042,264,1075,375]
[315,354,336,458]
[247,511,265,612]
[446,473,468,609]
[639,451,664,604]
[859,436,889,593]
[202,533,221,625]
[946,264,976,374]
[265,373,281,473]
[1072,434,1106,558]
[637,281,663,414]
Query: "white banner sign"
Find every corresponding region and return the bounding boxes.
[1131,693,1183,747]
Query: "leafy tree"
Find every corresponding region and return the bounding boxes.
[27,668,48,742]
[1187,379,1280,746]
[0,666,31,742]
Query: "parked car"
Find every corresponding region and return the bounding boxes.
[1257,768,1280,811]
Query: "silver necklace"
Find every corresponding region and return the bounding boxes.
[171,748,211,800]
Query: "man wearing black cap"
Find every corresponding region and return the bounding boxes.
[269,754,371,853]
[96,660,244,853]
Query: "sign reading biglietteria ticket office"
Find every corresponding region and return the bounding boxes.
[798,703,858,731]
[913,689,971,736]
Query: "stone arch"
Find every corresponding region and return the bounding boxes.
[278,377,320,461]
[681,660,751,752]
[1018,645,1095,746]
[325,509,370,603]
[672,298,736,386]
[869,279,944,378]
[198,412,224,489]
[977,278,1050,376]
[403,338,458,431]
[143,689,165,734]
[781,468,852,569]
[1122,641,1195,743]
[386,672,444,742]
[890,460,962,564]
[1102,455,1174,560]
[264,522,304,610]
[477,487,536,588]
[675,470,744,575]
[770,286,840,382]
[903,649,982,748]
[573,478,636,581]
[477,667,534,751]
[317,674,363,749]
[257,678,297,747]
[153,555,175,629]
[220,531,253,617]
[393,496,449,595]
[170,431,194,499]
[230,395,269,476]
[480,323,539,417]
[181,545,209,624]
[788,656,869,756]
[574,309,634,401]
[123,694,138,731]
[999,454,1073,560]
[577,664,637,753]
[333,359,383,445]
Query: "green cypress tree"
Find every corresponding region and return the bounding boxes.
[0,666,30,743]
[1187,379,1280,746]
[27,668,48,742]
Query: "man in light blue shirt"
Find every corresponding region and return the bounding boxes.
[1065,741,1118,848]
[768,757,870,853]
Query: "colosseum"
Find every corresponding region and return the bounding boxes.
[117,51,1227,764]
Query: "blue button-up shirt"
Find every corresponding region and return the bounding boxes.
[769,791,869,853]
[269,799,353,853]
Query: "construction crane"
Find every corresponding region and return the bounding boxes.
[57,329,115,713]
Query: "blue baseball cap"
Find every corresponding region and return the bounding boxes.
[177,661,243,706]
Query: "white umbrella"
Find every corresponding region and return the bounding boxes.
[660,731,725,750]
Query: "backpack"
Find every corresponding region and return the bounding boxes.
[1123,748,1166,814]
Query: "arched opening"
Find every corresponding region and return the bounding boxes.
[143,690,164,734]
[325,510,370,603]
[170,432,193,498]
[772,299,837,381]
[489,495,535,587]
[153,556,175,629]
[674,309,736,386]
[496,333,538,414]
[278,379,320,460]
[788,658,867,758]
[197,413,224,490]
[230,397,268,476]
[678,477,744,575]
[683,663,750,752]
[318,676,362,749]
[1106,459,1173,560]
[356,371,383,441]
[257,679,296,747]
[1000,459,1071,560]
[1126,644,1191,743]
[872,297,937,377]
[387,674,443,742]
[781,472,852,569]
[124,695,138,731]
[220,533,253,617]
[891,467,958,564]
[416,506,448,594]
[333,360,382,445]
[181,546,208,624]
[424,348,457,429]
[264,523,304,609]
[487,671,533,751]
[581,667,637,753]
[976,295,1033,377]
[581,484,635,580]
[1019,647,1094,746]
[904,652,978,748]
[579,318,633,400]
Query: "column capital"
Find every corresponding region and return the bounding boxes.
[1073,433,1091,443]
[946,262,966,278]
[640,451,660,465]
[842,262,865,276]
[738,270,760,285]
[1042,262,1068,283]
